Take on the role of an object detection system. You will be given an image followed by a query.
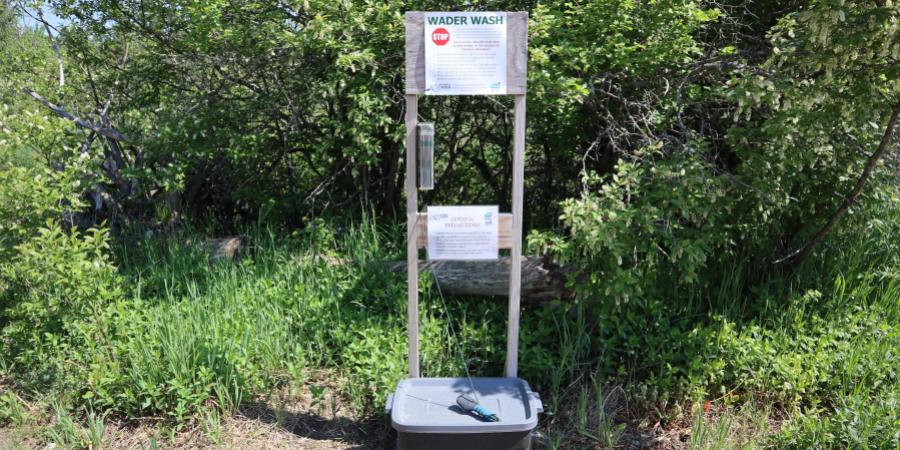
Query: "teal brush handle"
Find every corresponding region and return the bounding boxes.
[473,405,500,422]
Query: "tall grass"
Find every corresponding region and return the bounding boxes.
[79,215,585,439]
[1,195,897,448]
[99,219,407,419]
[92,218,522,422]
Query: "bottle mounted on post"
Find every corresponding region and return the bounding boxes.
[417,123,434,190]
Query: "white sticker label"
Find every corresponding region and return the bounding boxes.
[424,12,507,96]
[426,205,499,260]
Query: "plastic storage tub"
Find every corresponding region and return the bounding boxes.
[387,377,543,450]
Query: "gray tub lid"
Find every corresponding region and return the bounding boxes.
[387,377,543,434]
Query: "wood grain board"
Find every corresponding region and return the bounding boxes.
[414,212,513,249]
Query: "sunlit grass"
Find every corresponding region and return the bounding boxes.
[1,195,898,448]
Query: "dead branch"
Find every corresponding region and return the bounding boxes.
[35,7,64,91]
[22,87,132,142]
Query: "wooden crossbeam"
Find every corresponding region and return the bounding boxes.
[415,213,514,249]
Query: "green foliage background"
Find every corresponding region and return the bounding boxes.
[1,0,899,448]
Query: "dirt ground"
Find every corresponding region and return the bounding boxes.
[0,379,394,449]
[0,380,776,449]
[0,414,735,450]
[1,415,388,449]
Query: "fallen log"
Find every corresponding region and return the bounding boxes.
[388,256,575,303]
[199,236,243,261]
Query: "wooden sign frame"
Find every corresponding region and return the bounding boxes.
[404,11,528,378]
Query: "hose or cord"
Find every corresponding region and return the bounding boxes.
[410,208,479,402]
[430,263,479,403]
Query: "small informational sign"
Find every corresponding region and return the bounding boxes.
[427,205,499,260]
[424,12,507,96]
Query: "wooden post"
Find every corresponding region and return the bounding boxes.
[405,11,528,380]
[406,94,420,378]
[505,94,526,378]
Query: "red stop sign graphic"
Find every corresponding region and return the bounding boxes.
[431,28,450,46]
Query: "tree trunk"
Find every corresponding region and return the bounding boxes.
[779,102,900,265]
[389,256,575,303]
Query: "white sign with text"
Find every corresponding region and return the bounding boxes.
[426,205,499,260]
[424,12,507,95]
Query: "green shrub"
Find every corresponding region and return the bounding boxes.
[1,221,121,393]
[0,391,26,425]
[775,388,900,449]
